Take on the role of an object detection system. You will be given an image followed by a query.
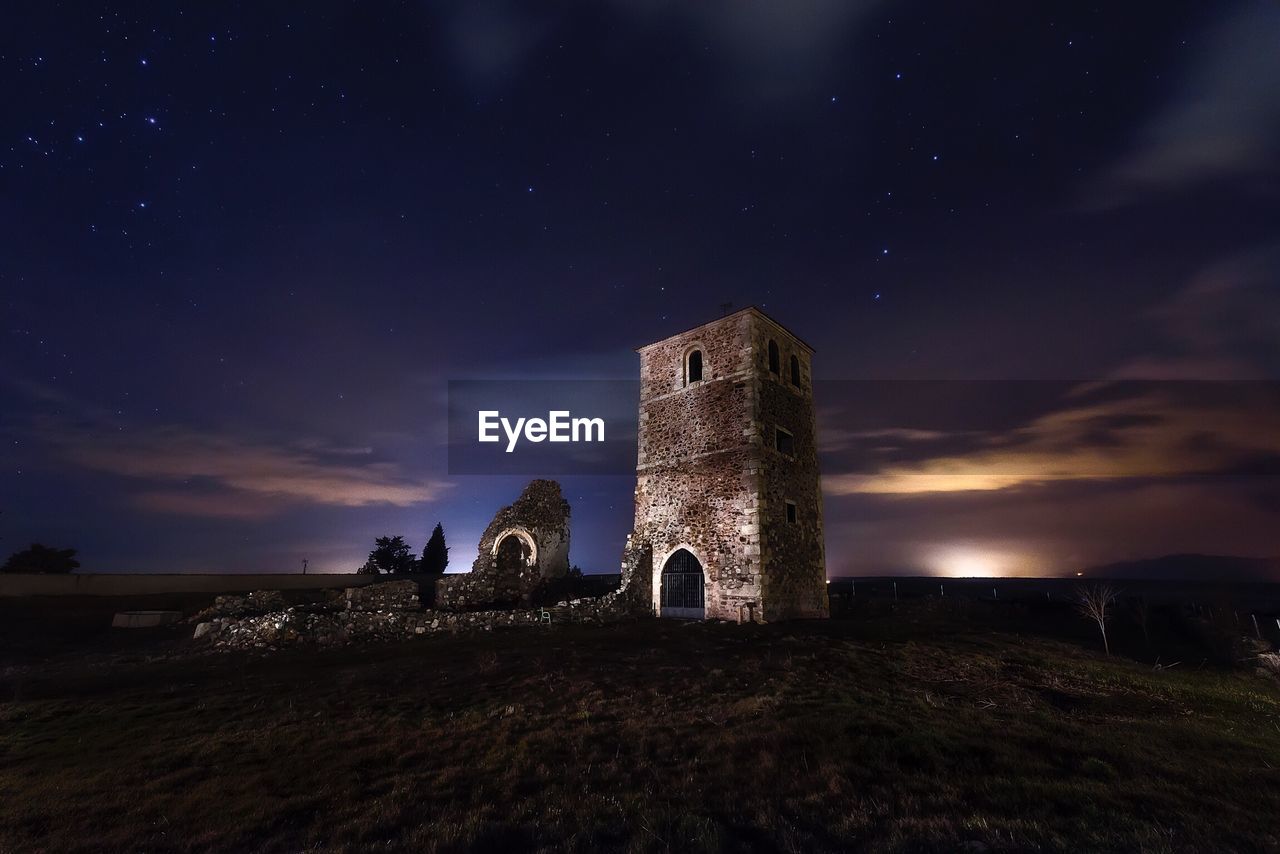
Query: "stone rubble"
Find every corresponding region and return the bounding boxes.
[193,580,643,652]
[190,589,287,622]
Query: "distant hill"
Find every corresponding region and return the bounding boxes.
[1083,554,1280,582]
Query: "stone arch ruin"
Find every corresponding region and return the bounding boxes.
[434,480,571,610]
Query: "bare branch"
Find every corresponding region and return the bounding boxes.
[1076,582,1120,656]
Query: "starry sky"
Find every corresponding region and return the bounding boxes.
[3,1,1279,577]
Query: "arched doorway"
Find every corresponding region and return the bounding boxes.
[496,534,532,573]
[660,548,705,619]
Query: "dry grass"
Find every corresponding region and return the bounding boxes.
[1,599,1279,852]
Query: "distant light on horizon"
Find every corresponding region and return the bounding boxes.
[925,546,1032,578]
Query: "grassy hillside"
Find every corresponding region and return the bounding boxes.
[1,598,1279,852]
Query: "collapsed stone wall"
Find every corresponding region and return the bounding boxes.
[435,479,571,610]
[617,535,653,612]
[193,579,642,652]
[191,589,287,621]
[344,579,420,611]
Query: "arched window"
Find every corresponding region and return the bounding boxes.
[767,340,780,374]
[790,354,801,386]
[685,348,703,385]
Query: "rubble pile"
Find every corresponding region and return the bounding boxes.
[193,580,637,652]
[191,589,287,621]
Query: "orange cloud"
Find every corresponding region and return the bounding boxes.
[38,419,449,516]
[825,387,1280,496]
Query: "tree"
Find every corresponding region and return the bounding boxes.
[358,535,416,575]
[421,523,449,575]
[1,543,80,574]
[1076,583,1120,656]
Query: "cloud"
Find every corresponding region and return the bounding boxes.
[1109,245,1280,380]
[448,0,555,84]
[674,0,884,98]
[826,478,1280,576]
[819,425,975,454]
[824,384,1280,495]
[3,381,450,518]
[49,423,448,514]
[819,240,1280,501]
[1088,2,1280,205]
[438,0,885,99]
[132,489,287,520]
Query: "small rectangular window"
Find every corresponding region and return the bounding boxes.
[786,501,797,523]
[774,426,794,457]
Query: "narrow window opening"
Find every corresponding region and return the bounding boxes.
[790,354,801,386]
[768,339,780,374]
[685,349,703,385]
[786,501,797,524]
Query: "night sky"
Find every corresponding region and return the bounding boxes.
[3,2,1279,577]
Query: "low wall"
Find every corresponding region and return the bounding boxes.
[0,573,398,598]
[197,582,645,651]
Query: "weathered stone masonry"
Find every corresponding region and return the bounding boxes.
[193,580,639,651]
[434,479,571,610]
[623,307,828,621]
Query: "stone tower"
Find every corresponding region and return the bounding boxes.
[627,307,828,621]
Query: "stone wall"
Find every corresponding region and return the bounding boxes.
[191,589,287,621]
[344,579,420,611]
[435,479,571,610]
[632,310,761,621]
[194,579,643,652]
[0,572,388,598]
[755,335,828,621]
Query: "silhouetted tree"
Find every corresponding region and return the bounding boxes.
[358,535,416,574]
[421,523,448,575]
[1076,583,1120,656]
[1,543,80,574]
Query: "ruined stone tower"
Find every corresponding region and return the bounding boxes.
[627,307,828,621]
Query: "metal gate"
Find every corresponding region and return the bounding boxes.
[660,548,705,620]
